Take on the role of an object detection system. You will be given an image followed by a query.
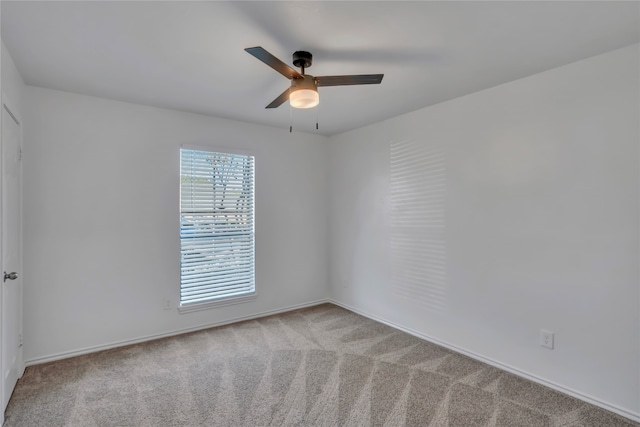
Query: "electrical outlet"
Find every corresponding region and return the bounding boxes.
[540,329,554,349]
[163,299,172,310]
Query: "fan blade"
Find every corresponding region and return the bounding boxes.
[316,74,384,87]
[266,87,290,109]
[245,47,302,80]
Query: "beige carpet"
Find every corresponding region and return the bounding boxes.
[4,304,638,426]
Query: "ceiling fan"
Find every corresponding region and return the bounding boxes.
[245,46,383,109]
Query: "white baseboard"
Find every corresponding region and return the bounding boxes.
[24,298,331,367]
[328,299,640,424]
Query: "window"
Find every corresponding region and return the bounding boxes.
[179,148,255,309]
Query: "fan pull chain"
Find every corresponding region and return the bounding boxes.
[316,103,319,130]
[289,103,293,133]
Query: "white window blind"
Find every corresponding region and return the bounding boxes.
[180,149,255,307]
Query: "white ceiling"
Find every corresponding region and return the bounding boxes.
[2,1,639,136]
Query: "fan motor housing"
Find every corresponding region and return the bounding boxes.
[293,51,313,69]
[291,75,317,90]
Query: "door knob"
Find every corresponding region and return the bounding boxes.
[3,271,18,282]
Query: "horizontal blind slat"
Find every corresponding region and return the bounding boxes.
[182,283,254,296]
[181,275,255,289]
[181,274,254,287]
[180,259,254,270]
[181,289,254,304]
[182,288,254,299]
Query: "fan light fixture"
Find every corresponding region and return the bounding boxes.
[290,76,319,109]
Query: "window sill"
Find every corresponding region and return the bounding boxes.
[178,292,257,314]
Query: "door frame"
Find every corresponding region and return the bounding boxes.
[1,93,24,422]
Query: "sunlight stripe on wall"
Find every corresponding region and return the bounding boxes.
[390,139,447,313]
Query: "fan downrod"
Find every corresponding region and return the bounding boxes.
[293,51,313,73]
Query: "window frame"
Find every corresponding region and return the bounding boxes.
[178,145,257,313]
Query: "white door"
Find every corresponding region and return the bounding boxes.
[1,102,22,415]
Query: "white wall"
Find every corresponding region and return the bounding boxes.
[22,87,329,362]
[329,44,640,418]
